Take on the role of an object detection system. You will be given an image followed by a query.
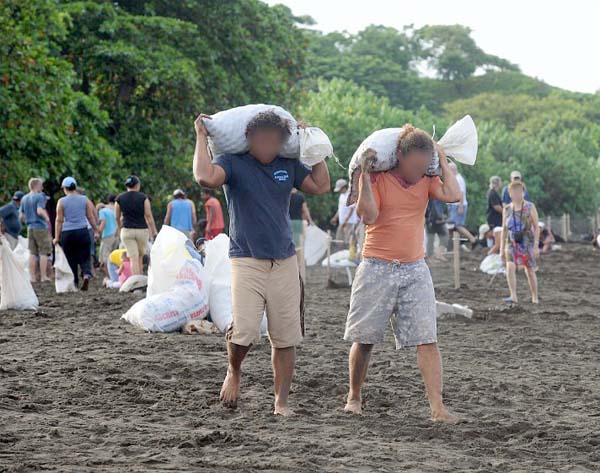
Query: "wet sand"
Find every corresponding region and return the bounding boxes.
[1,244,599,472]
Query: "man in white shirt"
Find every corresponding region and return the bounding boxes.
[331,178,360,244]
[447,163,477,249]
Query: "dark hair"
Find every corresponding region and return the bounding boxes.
[65,183,77,192]
[107,193,116,204]
[201,188,215,197]
[125,175,140,189]
[396,124,434,158]
[245,111,291,141]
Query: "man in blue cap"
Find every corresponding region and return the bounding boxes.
[0,191,24,250]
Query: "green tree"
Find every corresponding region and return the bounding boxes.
[0,0,119,201]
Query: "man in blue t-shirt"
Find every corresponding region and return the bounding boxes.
[0,191,24,249]
[98,194,119,278]
[20,178,52,282]
[193,110,330,416]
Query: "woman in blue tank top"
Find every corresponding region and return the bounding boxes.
[164,189,196,238]
[53,177,99,290]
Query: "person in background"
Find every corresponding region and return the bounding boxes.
[194,110,330,416]
[201,188,224,240]
[164,189,196,238]
[0,191,24,250]
[117,251,132,286]
[98,194,118,279]
[76,187,98,275]
[446,162,477,249]
[502,170,530,206]
[539,222,555,254]
[425,199,448,260]
[486,176,504,254]
[115,175,157,275]
[289,188,314,280]
[105,248,126,287]
[331,178,359,244]
[53,177,99,290]
[500,181,540,304]
[20,178,52,283]
[343,125,461,422]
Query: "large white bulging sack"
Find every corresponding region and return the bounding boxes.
[346,116,477,205]
[121,280,209,333]
[147,225,197,297]
[480,254,505,275]
[203,104,299,158]
[0,238,38,311]
[299,127,333,166]
[119,275,148,293]
[437,115,478,166]
[204,234,267,334]
[13,236,30,274]
[304,225,329,266]
[54,245,77,293]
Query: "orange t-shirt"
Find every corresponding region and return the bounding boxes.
[205,197,224,230]
[362,172,443,263]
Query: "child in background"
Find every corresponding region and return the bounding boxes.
[117,252,132,285]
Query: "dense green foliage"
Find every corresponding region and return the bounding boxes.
[1,0,599,228]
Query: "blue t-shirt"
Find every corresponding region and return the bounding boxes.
[99,206,117,239]
[170,199,193,232]
[0,201,22,238]
[213,153,310,259]
[20,192,48,230]
[502,185,530,205]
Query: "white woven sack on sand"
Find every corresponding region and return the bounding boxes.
[0,237,38,310]
[54,245,77,293]
[203,104,299,158]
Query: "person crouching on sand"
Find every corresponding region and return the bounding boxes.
[193,110,330,416]
[343,125,462,423]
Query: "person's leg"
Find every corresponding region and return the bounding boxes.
[28,230,40,282]
[220,342,251,408]
[345,343,374,414]
[107,262,119,283]
[417,343,458,423]
[136,229,148,275]
[265,256,303,415]
[524,266,539,304]
[28,254,38,283]
[456,225,476,244]
[78,229,92,290]
[60,231,80,287]
[220,258,268,408]
[120,229,140,275]
[506,261,518,302]
[343,259,397,414]
[39,230,52,282]
[272,346,296,416]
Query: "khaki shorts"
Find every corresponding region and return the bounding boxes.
[99,235,119,265]
[120,228,148,259]
[28,228,52,256]
[227,256,303,348]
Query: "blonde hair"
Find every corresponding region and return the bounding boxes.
[28,178,43,191]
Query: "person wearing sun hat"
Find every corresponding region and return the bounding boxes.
[54,177,99,290]
[331,178,359,244]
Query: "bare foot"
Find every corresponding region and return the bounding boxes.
[343,399,362,415]
[41,278,51,283]
[532,298,539,304]
[274,404,294,417]
[431,408,460,424]
[219,370,241,408]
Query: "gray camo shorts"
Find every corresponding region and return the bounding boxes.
[344,258,437,349]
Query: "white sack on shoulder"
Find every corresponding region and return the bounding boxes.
[299,127,333,166]
[203,104,299,158]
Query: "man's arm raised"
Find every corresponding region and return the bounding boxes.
[193,114,226,188]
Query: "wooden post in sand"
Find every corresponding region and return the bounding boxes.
[562,213,568,242]
[326,230,332,283]
[547,216,552,233]
[453,231,460,289]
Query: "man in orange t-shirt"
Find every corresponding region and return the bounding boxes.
[343,125,462,424]
[201,188,224,240]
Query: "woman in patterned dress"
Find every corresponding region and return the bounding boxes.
[500,181,540,304]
